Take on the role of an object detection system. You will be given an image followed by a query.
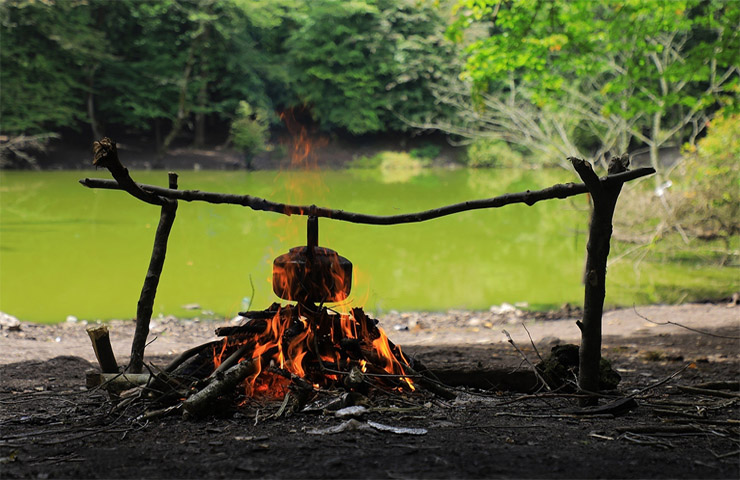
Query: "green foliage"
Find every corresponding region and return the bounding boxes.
[230,101,269,157]
[285,0,458,134]
[673,112,740,239]
[409,144,441,160]
[0,0,107,134]
[448,0,740,168]
[349,150,428,168]
[464,138,524,168]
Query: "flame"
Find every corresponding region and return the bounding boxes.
[209,304,415,398]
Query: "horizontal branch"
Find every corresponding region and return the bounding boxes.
[80,167,655,226]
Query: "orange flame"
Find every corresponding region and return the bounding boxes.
[210,304,415,398]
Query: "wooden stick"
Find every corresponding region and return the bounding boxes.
[80,162,654,226]
[129,172,179,373]
[85,371,151,390]
[85,325,119,373]
[573,154,630,407]
[677,385,740,399]
[182,360,257,418]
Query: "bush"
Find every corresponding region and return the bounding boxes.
[464,138,523,168]
[672,112,739,240]
[230,101,269,168]
[349,151,427,169]
[409,144,441,160]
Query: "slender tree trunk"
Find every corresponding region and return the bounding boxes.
[649,111,663,185]
[87,66,103,141]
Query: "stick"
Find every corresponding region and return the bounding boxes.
[91,139,180,374]
[182,360,257,418]
[502,329,551,392]
[85,371,151,391]
[129,172,179,373]
[85,325,119,373]
[573,154,630,406]
[80,159,654,226]
[677,386,740,399]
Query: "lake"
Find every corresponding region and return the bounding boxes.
[0,168,734,323]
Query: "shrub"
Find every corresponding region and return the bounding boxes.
[409,144,441,160]
[230,101,269,168]
[672,112,739,241]
[464,138,523,168]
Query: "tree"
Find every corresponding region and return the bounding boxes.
[445,0,739,173]
[285,0,458,134]
[0,0,108,137]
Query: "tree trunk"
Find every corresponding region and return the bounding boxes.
[87,66,103,141]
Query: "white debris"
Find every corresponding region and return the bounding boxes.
[366,420,427,435]
[66,315,78,323]
[307,418,427,436]
[335,406,368,418]
[0,312,21,331]
[307,419,370,435]
[182,303,201,310]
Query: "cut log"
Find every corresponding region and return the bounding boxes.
[86,325,119,373]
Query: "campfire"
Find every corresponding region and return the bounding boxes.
[172,216,420,404]
[86,213,448,419]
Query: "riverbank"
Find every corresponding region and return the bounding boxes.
[1,302,738,479]
[2,302,737,366]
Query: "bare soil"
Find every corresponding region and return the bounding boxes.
[1,303,738,479]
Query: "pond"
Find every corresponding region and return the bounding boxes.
[0,168,735,323]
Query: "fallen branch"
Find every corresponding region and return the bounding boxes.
[632,305,740,340]
[677,386,740,399]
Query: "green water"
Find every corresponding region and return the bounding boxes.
[0,168,735,323]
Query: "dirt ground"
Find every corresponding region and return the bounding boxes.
[1,303,738,479]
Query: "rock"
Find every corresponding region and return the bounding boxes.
[0,312,21,331]
[535,344,621,391]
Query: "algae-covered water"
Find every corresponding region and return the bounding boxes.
[0,168,735,323]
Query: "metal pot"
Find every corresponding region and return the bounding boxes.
[272,217,352,304]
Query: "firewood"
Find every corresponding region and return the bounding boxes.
[86,371,151,391]
[85,325,119,373]
[183,360,257,418]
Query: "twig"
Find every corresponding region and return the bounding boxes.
[632,363,691,397]
[632,305,740,339]
[502,329,551,392]
[520,322,543,363]
[677,386,740,399]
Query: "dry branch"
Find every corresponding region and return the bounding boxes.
[80,160,654,226]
